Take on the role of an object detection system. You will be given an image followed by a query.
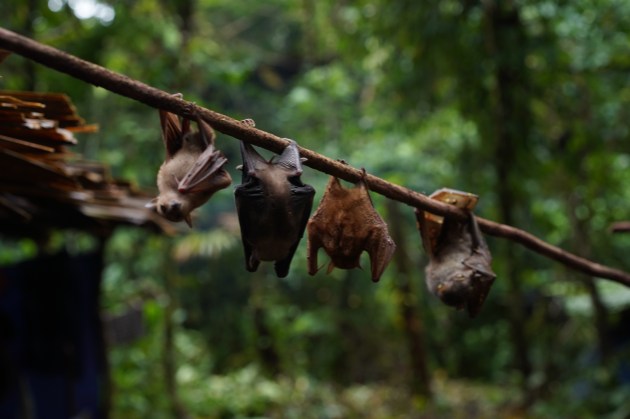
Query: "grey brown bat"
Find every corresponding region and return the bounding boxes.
[146,109,232,227]
[234,139,315,278]
[306,170,396,282]
[416,188,496,317]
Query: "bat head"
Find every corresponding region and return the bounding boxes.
[426,263,495,317]
[427,271,471,309]
[146,191,193,227]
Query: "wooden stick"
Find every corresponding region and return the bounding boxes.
[1,27,629,286]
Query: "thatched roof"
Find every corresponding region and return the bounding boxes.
[0,90,173,237]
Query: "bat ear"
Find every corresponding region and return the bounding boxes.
[184,214,193,228]
[275,139,303,176]
[145,198,158,211]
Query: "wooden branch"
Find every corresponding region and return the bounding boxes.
[1,27,629,286]
[610,221,630,233]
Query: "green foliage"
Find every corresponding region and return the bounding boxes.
[3,0,630,417]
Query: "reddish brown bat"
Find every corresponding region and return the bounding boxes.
[306,170,396,282]
[234,139,315,278]
[146,109,232,227]
[416,189,496,317]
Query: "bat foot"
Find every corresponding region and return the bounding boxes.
[246,256,260,273]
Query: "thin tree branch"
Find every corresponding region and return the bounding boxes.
[0,27,629,286]
[610,221,630,233]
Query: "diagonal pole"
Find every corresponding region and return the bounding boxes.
[0,27,629,286]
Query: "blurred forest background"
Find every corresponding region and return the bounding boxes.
[2,0,630,417]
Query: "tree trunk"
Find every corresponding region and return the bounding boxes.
[163,241,189,419]
[483,0,533,390]
[386,200,432,398]
[250,274,281,376]
[568,194,610,359]
[22,0,37,90]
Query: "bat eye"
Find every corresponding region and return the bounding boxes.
[159,204,168,214]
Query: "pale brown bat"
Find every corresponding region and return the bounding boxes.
[146,109,232,227]
[234,139,315,278]
[416,188,496,317]
[306,170,396,282]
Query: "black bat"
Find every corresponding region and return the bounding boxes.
[234,139,315,278]
[146,108,232,227]
[416,189,496,317]
[307,170,396,282]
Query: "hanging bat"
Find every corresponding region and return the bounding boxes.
[146,108,232,227]
[234,139,315,278]
[306,170,396,282]
[416,188,496,317]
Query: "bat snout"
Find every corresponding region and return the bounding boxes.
[159,200,185,222]
[434,278,469,309]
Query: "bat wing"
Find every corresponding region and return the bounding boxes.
[353,173,395,281]
[306,220,324,276]
[177,145,230,193]
[463,212,495,277]
[235,140,270,272]
[366,226,396,282]
[463,212,496,317]
[234,182,267,272]
[274,183,315,277]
